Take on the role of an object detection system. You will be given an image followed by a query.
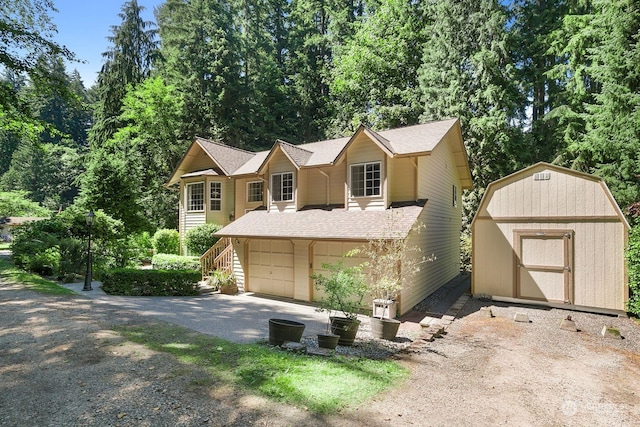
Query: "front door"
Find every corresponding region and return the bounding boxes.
[514,230,573,304]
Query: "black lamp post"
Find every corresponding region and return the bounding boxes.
[83,211,95,291]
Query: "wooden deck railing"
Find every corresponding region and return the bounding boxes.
[200,237,233,280]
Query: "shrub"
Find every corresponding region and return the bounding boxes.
[152,229,180,255]
[184,223,222,255]
[626,225,640,315]
[58,238,85,281]
[152,254,200,271]
[101,269,201,296]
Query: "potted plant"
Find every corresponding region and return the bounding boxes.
[207,270,238,295]
[311,259,368,346]
[356,217,428,340]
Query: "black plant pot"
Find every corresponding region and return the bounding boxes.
[317,333,340,349]
[268,318,306,346]
[330,317,361,346]
[370,317,401,341]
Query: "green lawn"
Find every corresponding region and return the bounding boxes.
[0,242,10,250]
[118,323,408,414]
[0,257,74,295]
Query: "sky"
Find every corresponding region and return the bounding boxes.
[51,0,163,88]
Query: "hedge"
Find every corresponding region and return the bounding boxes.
[151,254,200,271]
[101,269,201,296]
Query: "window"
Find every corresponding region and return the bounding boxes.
[350,162,381,197]
[186,182,204,211]
[210,182,222,211]
[247,181,263,202]
[452,184,458,207]
[271,172,294,202]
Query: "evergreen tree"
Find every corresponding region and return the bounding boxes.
[157,0,241,145]
[419,0,522,225]
[90,0,158,147]
[330,0,427,135]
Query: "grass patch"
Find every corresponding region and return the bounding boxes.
[0,257,74,295]
[117,323,408,413]
[0,242,10,250]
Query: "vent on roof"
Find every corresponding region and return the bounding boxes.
[533,172,551,181]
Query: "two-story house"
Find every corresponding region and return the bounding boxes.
[166,118,472,315]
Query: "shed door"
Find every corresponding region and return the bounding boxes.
[515,231,573,304]
[248,240,294,298]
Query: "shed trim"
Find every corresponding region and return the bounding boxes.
[474,215,622,223]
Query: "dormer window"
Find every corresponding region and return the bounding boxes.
[271,172,294,202]
[350,162,381,197]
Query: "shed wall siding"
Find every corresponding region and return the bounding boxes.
[473,220,626,311]
[480,168,618,218]
[346,135,386,210]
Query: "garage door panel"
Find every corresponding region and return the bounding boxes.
[249,239,294,298]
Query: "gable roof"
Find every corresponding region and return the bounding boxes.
[216,205,425,240]
[471,162,630,229]
[168,118,472,187]
[166,137,255,186]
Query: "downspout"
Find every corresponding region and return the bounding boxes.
[319,170,330,206]
[411,157,418,201]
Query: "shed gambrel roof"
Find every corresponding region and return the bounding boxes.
[167,118,472,187]
[471,162,630,229]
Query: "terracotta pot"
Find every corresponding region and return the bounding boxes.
[317,333,340,349]
[370,317,401,341]
[330,317,361,346]
[268,318,306,346]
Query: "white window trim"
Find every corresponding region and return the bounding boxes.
[186,181,205,212]
[246,180,263,203]
[349,161,382,198]
[210,181,222,211]
[271,172,295,202]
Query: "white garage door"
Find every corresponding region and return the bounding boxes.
[313,241,368,302]
[248,240,294,298]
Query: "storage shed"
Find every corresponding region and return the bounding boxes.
[472,162,630,314]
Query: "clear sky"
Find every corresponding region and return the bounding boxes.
[51,0,163,88]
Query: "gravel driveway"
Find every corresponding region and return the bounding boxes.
[1,279,639,426]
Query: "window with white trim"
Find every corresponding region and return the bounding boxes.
[247,181,263,202]
[271,172,294,202]
[210,181,222,211]
[350,162,381,197]
[186,182,204,211]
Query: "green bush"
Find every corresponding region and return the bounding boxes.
[184,223,222,255]
[101,269,201,296]
[151,254,200,271]
[152,229,180,255]
[58,238,85,281]
[626,225,640,315]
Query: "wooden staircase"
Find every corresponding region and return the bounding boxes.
[200,237,234,280]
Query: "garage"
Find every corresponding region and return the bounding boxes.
[248,239,294,298]
[472,162,630,314]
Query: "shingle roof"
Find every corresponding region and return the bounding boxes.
[374,118,459,155]
[196,138,255,175]
[278,141,313,166]
[216,205,424,240]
